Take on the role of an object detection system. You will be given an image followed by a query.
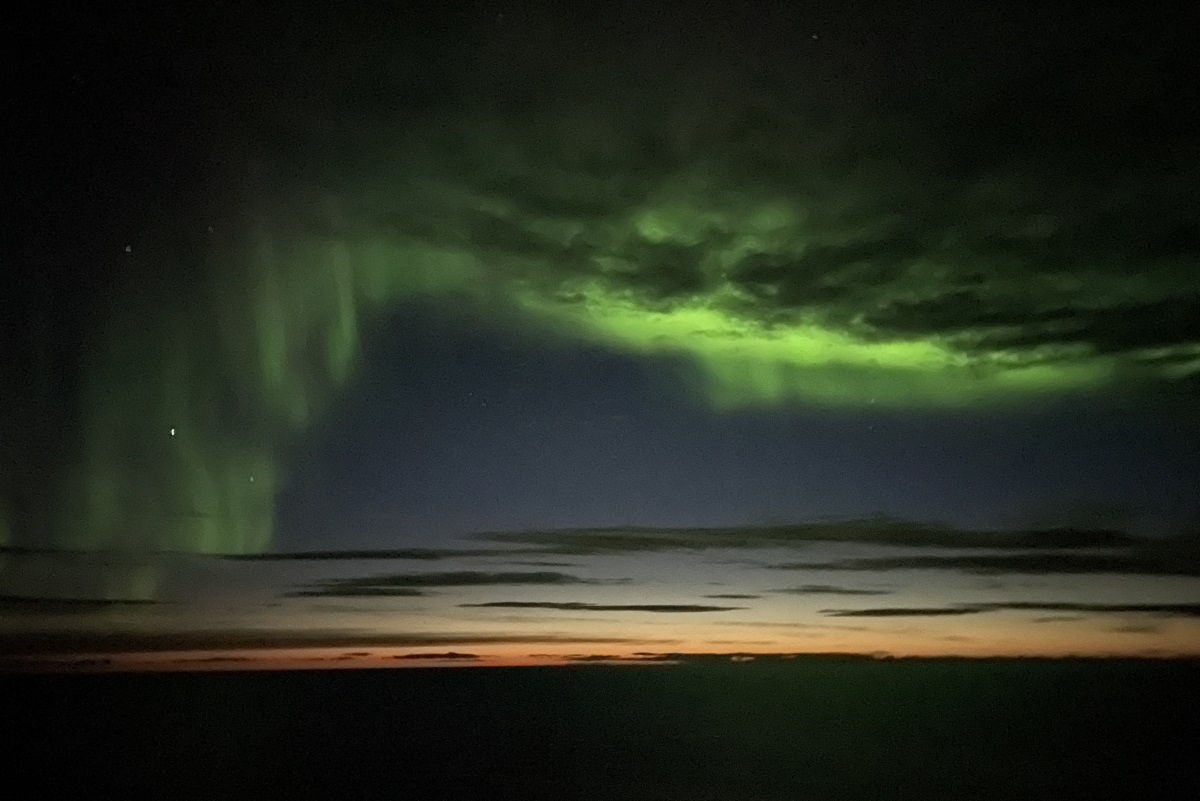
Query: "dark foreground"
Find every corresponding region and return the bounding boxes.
[8,658,1199,800]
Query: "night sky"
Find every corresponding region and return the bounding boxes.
[3,2,1199,668]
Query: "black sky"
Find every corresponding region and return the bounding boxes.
[2,2,1199,661]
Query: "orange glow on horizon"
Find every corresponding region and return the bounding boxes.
[6,626,1200,674]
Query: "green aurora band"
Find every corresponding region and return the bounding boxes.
[29,44,1200,565]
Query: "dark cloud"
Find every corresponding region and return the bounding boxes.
[287,570,595,598]
[0,629,670,657]
[0,594,161,614]
[984,602,1200,618]
[391,652,480,660]
[459,602,745,613]
[478,529,723,555]
[562,653,682,664]
[286,587,426,598]
[0,546,167,565]
[220,548,525,561]
[0,547,96,558]
[284,4,1200,408]
[607,240,711,301]
[5,3,1200,578]
[997,529,1144,549]
[971,295,1200,357]
[772,546,1200,577]
[562,654,645,662]
[0,545,537,563]
[718,621,871,633]
[822,602,1200,619]
[549,651,1200,665]
[822,607,987,618]
[70,657,114,669]
[574,652,893,665]
[557,651,1000,665]
[477,521,1137,555]
[770,585,892,596]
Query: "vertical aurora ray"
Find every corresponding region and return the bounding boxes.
[16,14,1198,570]
[54,164,1194,563]
[63,273,279,556]
[63,214,347,556]
[57,193,499,559]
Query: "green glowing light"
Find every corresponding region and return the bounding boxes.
[44,105,1199,566]
[512,281,1115,408]
[0,500,10,549]
[59,209,506,558]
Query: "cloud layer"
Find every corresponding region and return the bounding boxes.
[822,602,1200,619]
[0,629,668,657]
[773,549,1200,578]
[460,602,744,613]
[476,521,1140,555]
[287,570,597,598]
[7,4,1198,567]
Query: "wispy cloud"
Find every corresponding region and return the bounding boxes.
[220,548,525,561]
[0,546,557,564]
[460,602,745,613]
[0,594,161,614]
[287,570,598,598]
[0,629,676,656]
[821,607,987,617]
[771,548,1200,577]
[562,654,653,662]
[704,593,762,599]
[718,621,872,632]
[822,602,1200,618]
[770,585,893,596]
[985,601,1200,617]
[563,652,906,665]
[1110,624,1161,634]
[287,587,426,598]
[476,520,1139,555]
[391,652,481,660]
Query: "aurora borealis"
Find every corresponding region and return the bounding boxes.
[2,2,1199,666]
